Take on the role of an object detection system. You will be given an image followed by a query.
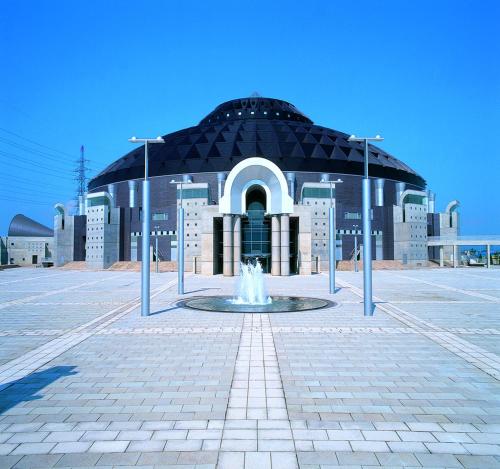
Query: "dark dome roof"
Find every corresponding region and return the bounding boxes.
[89,97,425,190]
[8,214,53,237]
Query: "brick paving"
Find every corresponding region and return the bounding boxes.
[0,267,499,468]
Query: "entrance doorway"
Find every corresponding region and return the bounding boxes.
[242,186,271,272]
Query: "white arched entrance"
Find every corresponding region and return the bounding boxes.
[219,157,293,215]
[218,157,294,277]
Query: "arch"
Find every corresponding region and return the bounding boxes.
[445,200,460,214]
[399,189,427,207]
[219,157,293,215]
[54,203,65,216]
[245,184,267,212]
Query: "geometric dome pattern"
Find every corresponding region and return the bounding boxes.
[89,97,425,190]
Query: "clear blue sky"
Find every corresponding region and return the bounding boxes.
[1,0,499,235]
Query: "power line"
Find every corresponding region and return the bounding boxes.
[0,185,70,198]
[0,173,72,190]
[0,136,75,167]
[0,127,78,159]
[0,195,68,206]
[0,149,74,175]
[0,150,75,177]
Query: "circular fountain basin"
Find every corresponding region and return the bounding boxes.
[182,296,333,313]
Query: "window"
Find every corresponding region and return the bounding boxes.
[177,188,209,199]
[344,212,361,220]
[302,187,333,199]
[152,213,168,221]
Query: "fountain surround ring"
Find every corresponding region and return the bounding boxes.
[182,295,334,313]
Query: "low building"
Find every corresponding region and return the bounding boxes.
[6,214,54,266]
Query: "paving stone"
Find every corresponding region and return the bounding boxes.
[336,451,379,465]
[244,451,271,469]
[97,451,140,466]
[457,454,500,468]
[416,452,464,467]
[50,442,91,453]
[11,442,55,455]
[88,440,129,453]
[218,451,244,469]
[12,454,62,468]
[54,452,101,467]
[376,452,420,466]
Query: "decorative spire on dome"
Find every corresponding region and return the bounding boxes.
[199,97,313,125]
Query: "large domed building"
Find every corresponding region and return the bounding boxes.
[54,97,459,272]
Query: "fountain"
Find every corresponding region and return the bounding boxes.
[230,261,272,306]
[182,259,333,313]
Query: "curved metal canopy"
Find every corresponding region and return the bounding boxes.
[8,214,53,237]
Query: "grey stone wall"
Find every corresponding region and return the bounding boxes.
[6,236,54,266]
[86,204,120,269]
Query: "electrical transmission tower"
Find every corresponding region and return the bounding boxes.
[74,145,90,211]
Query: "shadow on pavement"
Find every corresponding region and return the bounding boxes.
[0,365,77,414]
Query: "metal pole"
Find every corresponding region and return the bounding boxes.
[155,227,159,273]
[362,139,373,316]
[141,142,150,317]
[354,232,358,272]
[329,182,336,294]
[178,182,184,294]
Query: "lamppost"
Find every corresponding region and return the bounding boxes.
[154,225,160,273]
[348,134,384,316]
[321,177,343,294]
[128,136,164,317]
[170,179,192,294]
[353,224,359,273]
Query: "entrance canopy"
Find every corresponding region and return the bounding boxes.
[219,157,293,215]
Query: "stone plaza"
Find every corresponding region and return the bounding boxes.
[0,267,499,468]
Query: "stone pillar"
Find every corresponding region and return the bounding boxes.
[375,178,385,207]
[453,244,458,268]
[233,216,241,275]
[396,182,405,206]
[223,214,233,276]
[271,215,281,276]
[217,172,226,203]
[128,180,137,208]
[439,245,444,267]
[427,190,435,213]
[107,183,116,207]
[280,214,290,276]
[286,172,296,201]
[487,244,491,269]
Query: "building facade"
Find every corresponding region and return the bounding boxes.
[54,97,459,272]
[5,214,54,266]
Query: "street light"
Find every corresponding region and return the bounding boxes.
[353,224,359,273]
[154,225,160,273]
[170,178,192,294]
[321,177,343,294]
[128,136,164,317]
[348,134,384,316]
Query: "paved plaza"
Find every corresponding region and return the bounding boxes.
[0,267,499,468]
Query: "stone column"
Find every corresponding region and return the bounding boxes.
[487,244,491,269]
[233,216,241,275]
[453,244,458,268]
[128,180,137,208]
[223,214,233,276]
[271,215,281,276]
[280,214,290,276]
[439,245,444,267]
